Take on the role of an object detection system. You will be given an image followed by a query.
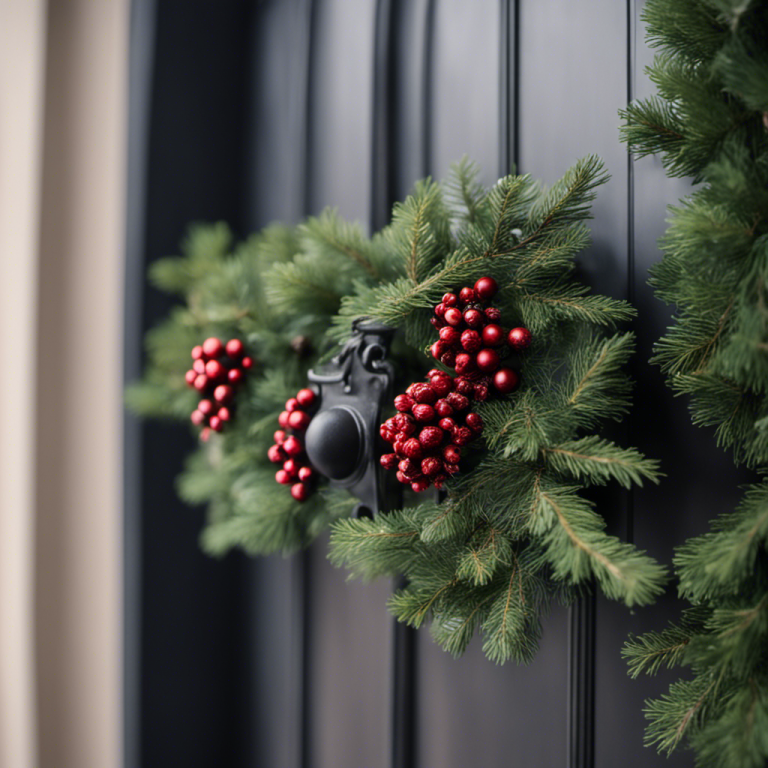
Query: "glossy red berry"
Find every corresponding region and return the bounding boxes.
[446,392,469,411]
[191,410,205,426]
[394,414,416,435]
[444,307,463,327]
[482,324,504,347]
[507,327,532,351]
[421,457,442,477]
[191,345,204,360]
[193,359,206,375]
[439,326,460,345]
[443,445,461,464]
[225,338,244,357]
[434,303,447,318]
[476,348,500,373]
[493,367,520,394]
[440,350,456,367]
[459,287,476,304]
[296,388,316,407]
[394,394,414,412]
[283,458,300,476]
[202,337,224,359]
[455,353,475,375]
[227,368,243,384]
[214,385,233,403]
[381,453,399,470]
[398,458,421,478]
[198,399,214,415]
[454,377,474,396]
[465,412,484,433]
[411,477,431,493]
[412,404,435,422]
[402,438,424,460]
[396,471,409,484]
[474,276,498,300]
[429,375,452,397]
[452,426,473,446]
[268,445,285,463]
[434,399,453,418]
[463,308,484,328]
[442,292,458,307]
[290,482,309,501]
[273,430,287,444]
[288,410,311,430]
[484,307,501,322]
[473,383,489,402]
[194,374,209,391]
[209,415,223,432]
[419,426,444,449]
[460,329,482,352]
[217,407,231,422]
[298,466,313,482]
[278,410,291,427]
[438,417,456,432]
[285,397,300,412]
[185,370,197,386]
[430,340,446,360]
[282,436,303,456]
[241,356,254,369]
[205,359,225,380]
[411,383,437,404]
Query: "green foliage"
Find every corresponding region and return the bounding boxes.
[620,1,768,764]
[329,158,666,664]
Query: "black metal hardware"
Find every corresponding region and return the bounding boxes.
[305,319,397,518]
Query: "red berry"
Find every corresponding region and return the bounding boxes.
[241,356,254,369]
[191,410,205,426]
[508,327,532,351]
[439,326,459,345]
[461,329,482,353]
[444,461,461,475]
[433,474,447,489]
[288,410,311,430]
[218,407,231,422]
[191,345,204,360]
[225,339,244,357]
[476,348,500,373]
[434,303,447,318]
[392,439,405,454]
[452,426,473,446]
[297,388,316,407]
[430,375,453,397]
[228,368,243,384]
[381,453,399,470]
[438,417,456,432]
[430,316,445,329]
[209,415,223,432]
[442,292,458,307]
[440,350,456,367]
[422,456,442,476]
[419,426,444,449]
[194,374,209,391]
[291,482,309,501]
[473,384,489,401]
[185,370,197,386]
[411,477,431,493]
[412,404,435,422]
[493,367,520,394]
[447,392,470,411]
[268,445,285,463]
[200,427,211,442]
[411,383,437,404]
[285,397,300,412]
[396,471,409,484]
[485,307,501,322]
[431,340,447,360]
[459,287,476,304]
[202,337,224,358]
[464,413,483,435]
[214,385,233,403]
[198,399,214,415]
[283,458,300,476]
[278,410,291,427]
[402,438,424,460]
[444,307,463,327]
[455,353,476,375]
[482,324,504,347]
[298,466,313,482]
[394,394,414,412]
[454,377,474,396]
[193,359,206,375]
[205,359,225,379]
[283,436,303,456]
[398,459,421,478]
[443,445,461,464]
[435,399,453,417]
[381,426,396,443]
[385,417,399,431]
[474,276,499,300]
[394,414,416,435]
[274,430,287,444]
[464,308,484,328]
[428,369,445,378]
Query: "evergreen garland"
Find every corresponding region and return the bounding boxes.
[129,157,667,665]
[619,1,768,764]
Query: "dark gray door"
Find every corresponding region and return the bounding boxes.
[126,1,746,766]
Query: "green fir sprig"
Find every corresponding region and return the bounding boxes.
[619,1,768,765]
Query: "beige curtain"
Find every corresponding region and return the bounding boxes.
[0,2,127,767]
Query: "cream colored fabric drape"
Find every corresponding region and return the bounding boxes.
[0,1,127,767]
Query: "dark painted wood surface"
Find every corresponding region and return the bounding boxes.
[126,1,744,765]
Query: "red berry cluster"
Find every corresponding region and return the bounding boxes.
[379,369,484,493]
[267,388,317,502]
[186,337,254,441]
[429,276,531,394]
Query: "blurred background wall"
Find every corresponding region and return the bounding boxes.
[0,1,127,767]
